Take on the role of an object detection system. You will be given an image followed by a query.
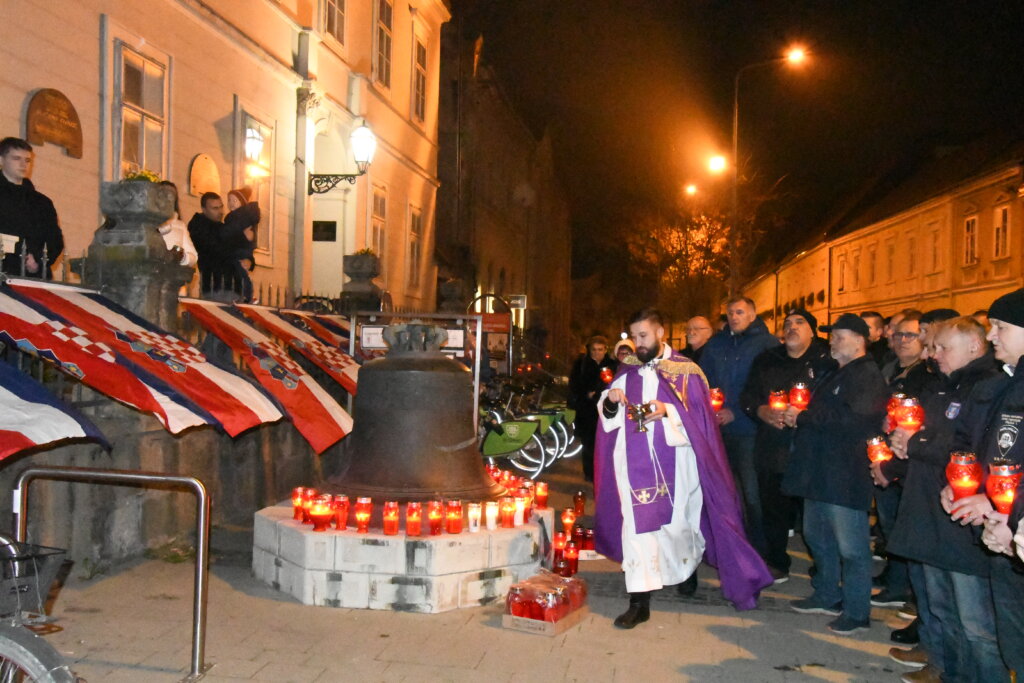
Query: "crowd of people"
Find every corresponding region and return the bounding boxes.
[575,294,1024,683]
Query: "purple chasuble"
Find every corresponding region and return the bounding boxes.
[623,369,676,533]
[594,352,773,611]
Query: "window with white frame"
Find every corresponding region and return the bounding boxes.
[408,207,422,288]
[413,39,427,122]
[241,113,273,253]
[325,0,345,45]
[963,216,978,264]
[994,205,1010,259]
[374,0,393,88]
[117,43,167,177]
[372,186,387,277]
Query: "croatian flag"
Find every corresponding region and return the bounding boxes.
[8,280,282,437]
[280,309,348,348]
[0,359,108,460]
[0,285,209,434]
[236,304,359,394]
[180,299,352,453]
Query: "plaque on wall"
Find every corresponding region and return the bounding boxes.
[25,89,83,158]
[188,154,221,196]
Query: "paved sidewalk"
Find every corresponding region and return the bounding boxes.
[40,461,911,682]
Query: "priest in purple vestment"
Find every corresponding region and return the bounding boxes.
[595,308,772,628]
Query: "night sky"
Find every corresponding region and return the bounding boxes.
[461,1,1024,278]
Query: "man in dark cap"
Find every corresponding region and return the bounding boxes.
[741,308,836,582]
[782,313,888,635]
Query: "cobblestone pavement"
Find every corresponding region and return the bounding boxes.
[37,458,911,682]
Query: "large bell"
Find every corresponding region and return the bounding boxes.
[330,322,503,502]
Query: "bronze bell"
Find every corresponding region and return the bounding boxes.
[329,322,503,502]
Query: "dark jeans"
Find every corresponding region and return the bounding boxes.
[803,499,872,623]
[922,564,1005,683]
[873,484,911,597]
[758,469,797,573]
[908,561,943,674]
[990,558,1024,675]
[721,434,764,553]
[576,407,597,481]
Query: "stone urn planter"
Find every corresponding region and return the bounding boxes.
[343,252,381,282]
[340,252,382,313]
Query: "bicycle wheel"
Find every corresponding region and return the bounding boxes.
[507,434,545,478]
[0,624,76,682]
[556,420,583,459]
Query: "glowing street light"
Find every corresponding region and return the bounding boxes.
[308,118,378,194]
[708,155,727,174]
[785,46,807,65]
[684,183,699,196]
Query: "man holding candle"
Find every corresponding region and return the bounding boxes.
[570,335,618,482]
[741,308,835,583]
[885,317,1003,681]
[596,308,771,628]
[781,313,888,635]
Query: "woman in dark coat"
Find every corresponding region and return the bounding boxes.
[223,187,260,301]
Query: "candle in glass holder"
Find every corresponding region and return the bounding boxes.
[600,367,614,384]
[467,502,482,533]
[446,500,464,534]
[584,527,596,550]
[768,390,788,411]
[309,495,334,532]
[332,494,349,530]
[564,542,580,575]
[572,524,585,549]
[516,487,532,522]
[534,482,549,509]
[946,451,983,501]
[789,383,810,410]
[709,387,725,412]
[513,496,526,527]
[485,501,499,530]
[382,501,400,535]
[499,497,516,528]
[986,460,1023,514]
[553,531,567,562]
[866,436,893,463]
[896,397,925,434]
[354,496,372,534]
[886,393,907,432]
[561,508,576,537]
[291,487,306,520]
[428,500,444,535]
[301,488,318,524]
[406,502,422,536]
[554,556,571,578]
[573,490,586,518]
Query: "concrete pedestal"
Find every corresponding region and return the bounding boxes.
[253,503,554,613]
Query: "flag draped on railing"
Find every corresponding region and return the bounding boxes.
[179,299,352,453]
[235,304,359,394]
[0,284,211,433]
[8,279,283,437]
[0,358,108,460]
[280,309,348,348]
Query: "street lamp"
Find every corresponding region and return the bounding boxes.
[728,45,808,294]
[708,155,727,174]
[308,119,378,194]
[684,183,698,196]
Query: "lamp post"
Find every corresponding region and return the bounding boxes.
[307,119,378,194]
[728,46,807,295]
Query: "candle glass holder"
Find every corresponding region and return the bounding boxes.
[709,387,725,412]
[500,497,516,528]
[291,487,306,520]
[561,508,576,537]
[600,367,614,384]
[354,496,372,534]
[382,501,400,535]
[513,497,526,527]
[332,494,349,530]
[895,397,925,434]
[485,501,499,530]
[301,487,318,524]
[584,527,596,550]
[309,494,334,532]
[768,390,788,411]
[986,460,1023,514]
[573,490,586,518]
[564,542,580,575]
[467,502,482,533]
[406,502,422,537]
[789,383,810,410]
[946,451,983,501]
[866,435,893,463]
[572,524,585,549]
[552,531,567,563]
[428,500,444,535]
[534,482,549,509]
[446,500,464,534]
[886,393,907,433]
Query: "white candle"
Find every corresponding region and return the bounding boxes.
[513,497,526,527]
[467,502,482,533]
[485,501,499,530]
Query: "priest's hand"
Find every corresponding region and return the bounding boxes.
[646,400,667,421]
[607,388,626,404]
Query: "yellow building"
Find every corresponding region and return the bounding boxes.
[1,0,449,309]
[743,136,1024,327]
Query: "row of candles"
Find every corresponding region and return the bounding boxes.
[706,383,813,414]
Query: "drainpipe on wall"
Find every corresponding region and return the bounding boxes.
[293,30,313,293]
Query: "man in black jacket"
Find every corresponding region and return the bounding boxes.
[741,308,835,582]
[884,318,1004,682]
[0,137,63,279]
[187,192,229,294]
[782,313,888,635]
[569,335,617,481]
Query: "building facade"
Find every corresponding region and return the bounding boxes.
[1,0,449,309]
[742,139,1024,328]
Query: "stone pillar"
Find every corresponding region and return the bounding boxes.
[78,181,194,330]
[437,278,470,313]
[339,252,382,315]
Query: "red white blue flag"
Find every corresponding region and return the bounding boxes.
[180,299,352,453]
[279,309,348,348]
[0,358,108,460]
[236,304,359,394]
[8,280,282,437]
[0,284,209,434]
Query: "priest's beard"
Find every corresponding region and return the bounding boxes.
[635,341,662,363]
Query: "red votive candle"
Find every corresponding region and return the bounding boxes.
[789,383,810,410]
[896,397,924,434]
[600,367,614,384]
[534,482,549,509]
[332,494,349,530]
[572,524,585,549]
[301,488,318,524]
[584,527,595,550]
[561,508,576,537]
[309,495,334,532]
[354,496,372,534]
[382,501,399,535]
[446,500,463,534]
[500,497,516,528]
[553,531,567,563]
[406,502,422,537]
[573,490,586,518]
[946,451,983,501]
[986,461,1023,514]
[564,542,580,575]
[291,487,306,520]
[886,393,907,433]
[769,390,788,411]
[709,387,725,412]
[428,500,444,535]
[866,436,893,463]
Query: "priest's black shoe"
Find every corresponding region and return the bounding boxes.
[677,573,698,597]
[891,617,920,645]
[614,592,651,629]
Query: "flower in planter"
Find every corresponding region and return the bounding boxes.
[122,169,162,183]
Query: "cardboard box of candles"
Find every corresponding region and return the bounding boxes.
[502,569,588,636]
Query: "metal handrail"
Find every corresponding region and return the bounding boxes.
[12,466,211,681]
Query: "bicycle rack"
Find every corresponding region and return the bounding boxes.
[12,466,212,682]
